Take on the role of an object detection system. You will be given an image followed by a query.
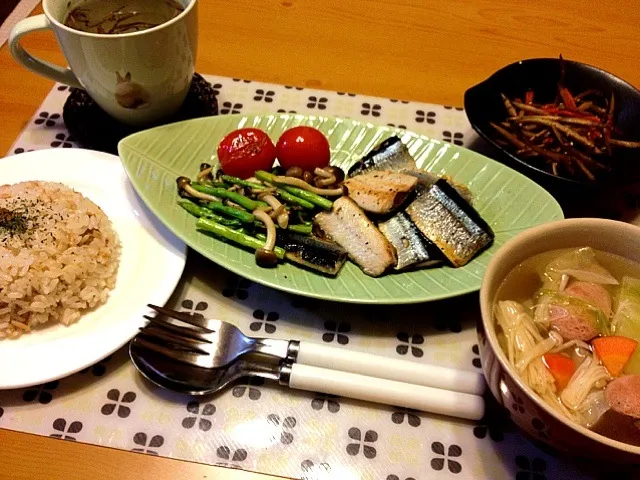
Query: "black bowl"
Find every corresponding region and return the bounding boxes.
[464,58,640,194]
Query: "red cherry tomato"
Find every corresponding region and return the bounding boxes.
[276,126,330,171]
[217,128,276,179]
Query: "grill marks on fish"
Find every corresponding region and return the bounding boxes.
[348,137,416,177]
[314,197,397,277]
[378,212,444,270]
[344,170,417,214]
[405,180,494,267]
[276,230,347,276]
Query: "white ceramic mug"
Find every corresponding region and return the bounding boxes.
[9,0,198,126]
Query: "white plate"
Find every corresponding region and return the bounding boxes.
[0,149,187,389]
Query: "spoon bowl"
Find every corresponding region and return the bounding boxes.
[129,337,280,395]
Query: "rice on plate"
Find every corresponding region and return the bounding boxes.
[0,181,121,338]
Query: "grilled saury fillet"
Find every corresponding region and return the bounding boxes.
[276,230,348,276]
[344,170,417,214]
[314,197,397,277]
[378,212,444,270]
[347,136,474,204]
[348,136,416,177]
[405,179,494,267]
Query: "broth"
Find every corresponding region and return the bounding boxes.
[495,247,640,446]
[496,249,640,306]
[63,0,185,34]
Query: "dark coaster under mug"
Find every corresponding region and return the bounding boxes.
[63,73,219,155]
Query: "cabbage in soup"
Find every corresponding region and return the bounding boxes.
[495,247,640,446]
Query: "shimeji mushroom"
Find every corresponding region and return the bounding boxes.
[253,210,279,267]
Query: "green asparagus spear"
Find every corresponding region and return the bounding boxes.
[220,175,265,190]
[254,220,312,235]
[287,223,313,235]
[201,180,228,188]
[178,200,242,227]
[196,218,285,259]
[203,201,255,224]
[275,189,315,209]
[254,171,333,210]
[191,182,268,211]
[284,185,333,210]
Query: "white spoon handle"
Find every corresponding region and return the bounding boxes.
[286,363,485,421]
[295,341,486,395]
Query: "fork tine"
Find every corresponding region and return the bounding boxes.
[147,304,214,332]
[138,326,211,355]
[131,336,205,366]
[142,315,213,344]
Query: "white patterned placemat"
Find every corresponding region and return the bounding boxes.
[1,76,633,480]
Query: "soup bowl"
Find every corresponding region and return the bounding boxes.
[478,218,640,463]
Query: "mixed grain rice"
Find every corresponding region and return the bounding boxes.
[0,181,120,339]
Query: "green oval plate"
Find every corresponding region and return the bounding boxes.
[118,113,563,304]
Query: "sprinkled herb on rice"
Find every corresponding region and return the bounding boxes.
[0,181,121,339]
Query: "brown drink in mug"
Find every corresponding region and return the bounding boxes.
[9,0,198,126]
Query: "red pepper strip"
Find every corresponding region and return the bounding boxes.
[555,110,602,122]
[558,86,578,111]
[540,104,600,121]
[587,129,603,141]
[525,90,534,105]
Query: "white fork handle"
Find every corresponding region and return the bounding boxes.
[296,341,486,395]
[288,363,485,420]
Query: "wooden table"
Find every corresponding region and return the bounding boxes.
[0,1,638,478]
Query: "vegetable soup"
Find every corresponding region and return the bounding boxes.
[495,247,640,446]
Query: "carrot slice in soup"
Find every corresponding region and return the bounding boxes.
[592,336,639,377]
[542,353,576,390]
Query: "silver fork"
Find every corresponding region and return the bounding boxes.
[138,304,295,369]
[138,304,486,396]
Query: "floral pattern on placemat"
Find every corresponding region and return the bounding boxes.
[2,76,634,480]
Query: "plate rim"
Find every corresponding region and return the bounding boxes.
[0,148,188,389]
[119,113,564,304]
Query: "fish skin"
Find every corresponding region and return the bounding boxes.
[378,211,444,270]
[344,170,417,214]
[405,179,494,267]
[276,230,348,276]
[401,168,473,204]
[348,136,416,177]
[314,197,397,277]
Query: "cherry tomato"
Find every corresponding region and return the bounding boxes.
[275,126,330,171]
[217,128,276,179]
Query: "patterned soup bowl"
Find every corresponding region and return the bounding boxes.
[478,218,640,463]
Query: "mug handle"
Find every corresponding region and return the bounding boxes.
[9,14,83,88]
